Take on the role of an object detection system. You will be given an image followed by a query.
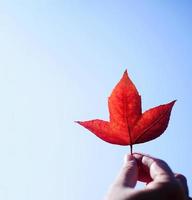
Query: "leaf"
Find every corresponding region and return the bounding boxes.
[76,70,176,153]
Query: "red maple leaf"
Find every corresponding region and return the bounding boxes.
[76,70,175,154]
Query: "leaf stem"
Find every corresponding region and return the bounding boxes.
[130,144,133,155]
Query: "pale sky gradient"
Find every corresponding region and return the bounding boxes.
[0,1,192,199]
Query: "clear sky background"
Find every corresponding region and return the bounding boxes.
[0,1,191,199]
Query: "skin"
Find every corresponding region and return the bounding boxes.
[105,153,191,200]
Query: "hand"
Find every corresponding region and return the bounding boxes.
[105,153,191,200]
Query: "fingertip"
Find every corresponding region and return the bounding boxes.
[174,173,187,183]
[123,154,135,164]
[132,152,146,162]
[133,152,152,158]
[127,154,135,161]
[133,153,142,159]
[133,153,156,167]
[123,154,138,169]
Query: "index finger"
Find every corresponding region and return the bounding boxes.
[133,153,174,182]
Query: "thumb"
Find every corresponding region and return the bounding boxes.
[115,154,138,188]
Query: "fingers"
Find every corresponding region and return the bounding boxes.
[133,153,174,183]
[114,154,138,188]
[175,173,189,197]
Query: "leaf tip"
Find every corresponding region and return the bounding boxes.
[123,69,128,77]
[74,120,81,125]
[170,100,177,107]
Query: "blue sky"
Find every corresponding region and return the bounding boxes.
[0,1,191,199]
